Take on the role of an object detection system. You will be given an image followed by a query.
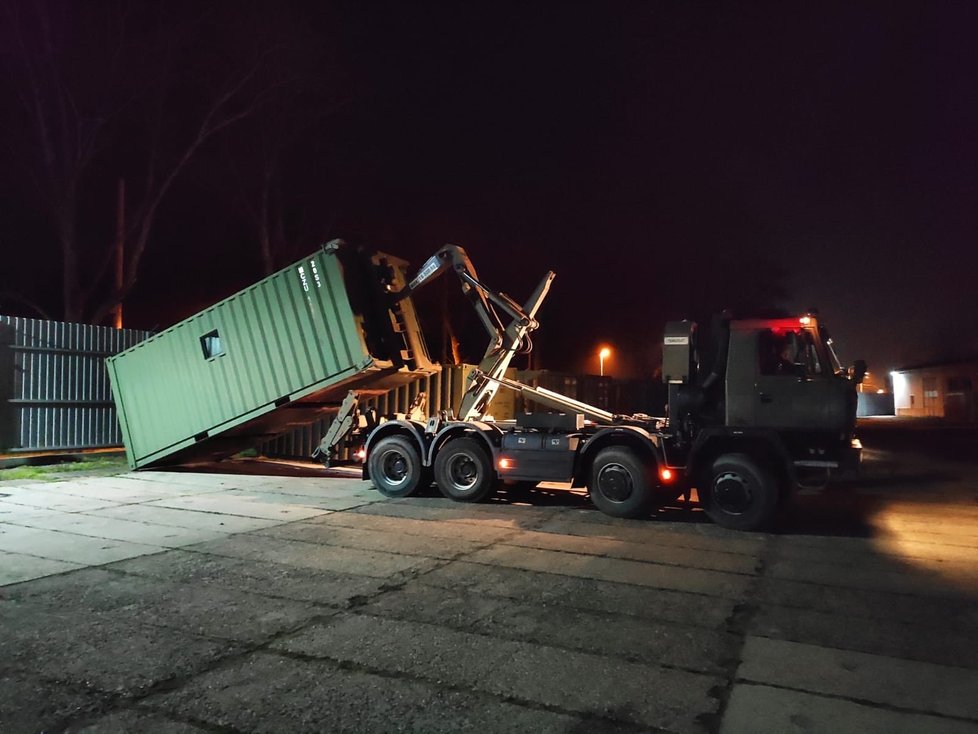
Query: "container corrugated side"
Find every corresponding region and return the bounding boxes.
[109,246,427,468]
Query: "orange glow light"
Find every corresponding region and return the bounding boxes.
[659,468,674,482]
[355,448,366,460]
[799,316,812,325]
[498,458,512,470]
[599,347,611,359]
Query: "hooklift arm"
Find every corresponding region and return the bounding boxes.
[397,245,555,420]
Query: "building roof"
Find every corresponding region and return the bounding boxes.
[893,356,978,373]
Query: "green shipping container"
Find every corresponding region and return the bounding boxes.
[108,242,437,469]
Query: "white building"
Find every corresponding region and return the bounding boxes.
[891,359,978,422]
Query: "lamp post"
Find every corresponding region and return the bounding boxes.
[599,347,611,377]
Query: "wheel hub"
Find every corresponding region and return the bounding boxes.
[713,471,752,514]
[381,450,409,487]
[597,463,633,503]
[447,454,478,491]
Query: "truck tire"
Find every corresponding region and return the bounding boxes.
[434,437,496,502]
[368,436,424,498]
[588,446,655,519]
[700,453,778,531]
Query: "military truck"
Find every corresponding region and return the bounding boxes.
[348,245,864,531]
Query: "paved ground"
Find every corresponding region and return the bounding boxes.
[1,448,977,733]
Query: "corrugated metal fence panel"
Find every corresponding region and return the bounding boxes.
[260,364,475,460]
[0,315,151,452]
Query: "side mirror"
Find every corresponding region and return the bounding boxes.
[850,359,867,384]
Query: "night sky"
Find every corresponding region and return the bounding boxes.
[2,2,977,380]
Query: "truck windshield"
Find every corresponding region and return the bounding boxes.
[820,327,844,375]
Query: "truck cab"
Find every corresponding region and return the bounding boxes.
[663,313,863,528]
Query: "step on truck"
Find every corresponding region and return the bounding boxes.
[326,245,865,531]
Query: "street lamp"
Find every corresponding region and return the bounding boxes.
[599,347,611,376]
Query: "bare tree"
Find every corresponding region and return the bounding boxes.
[1,0,279,323]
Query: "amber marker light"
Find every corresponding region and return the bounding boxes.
[498,458,512,470]
[355,448,366,460]
[659,467,674,482]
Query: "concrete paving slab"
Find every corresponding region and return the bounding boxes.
[776,531,978,565]
[245,477,378,497]
[354,499,554,529]
[466,543,753,598]
[185,533,440,579]
[0,488,122,513]
[0,502,65,521]
[0,600,239,695]
[312,509,516,543]
[78,477,229,496]
[361,581,739,674]
[86,504,284,533]
[765,553,967,599]
[534,514,766,556]
[222,488,377,511]
[873,525,978,549]
[737,635,978,720]
[751,600,978,669]
[721,683,978,734]
[74,476,225,495]
[146,493,331,521]
[127,471,277,489]
[273,612,721,733]
[0,523,164,565]
[254,522,490,559]
[503,528,761,574]
[74,709,209,733]
[754,575,978,632]
[4,513,228,548]
[0,479,47,488]
[422,560,738,629]
[4,566,329,643]
[0,549,84,585]
[125,584,329,644]
[107,549,387,606]
[25,480,182,503]
[147,650,626,734]
[0,670,107,733]
[5,567,183,609]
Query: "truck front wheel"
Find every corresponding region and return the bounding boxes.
[588,447,654,519]
[368,436,424,498]
[434,437,496,502]
[700,453,778,531]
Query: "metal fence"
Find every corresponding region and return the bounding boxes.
[0,316,151,452]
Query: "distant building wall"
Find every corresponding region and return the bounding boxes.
[891,360,978,422]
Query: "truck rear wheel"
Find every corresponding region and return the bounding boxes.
[434,437,496,502]
[368,435,424,498]
[700,453,778,531]
[588,447,654,519]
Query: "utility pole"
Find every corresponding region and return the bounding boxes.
[113,178,125,329]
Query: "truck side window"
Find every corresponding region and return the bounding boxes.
[758,330,797,376]
[757,329,804,378]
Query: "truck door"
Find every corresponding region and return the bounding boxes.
[753,328,846,432]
